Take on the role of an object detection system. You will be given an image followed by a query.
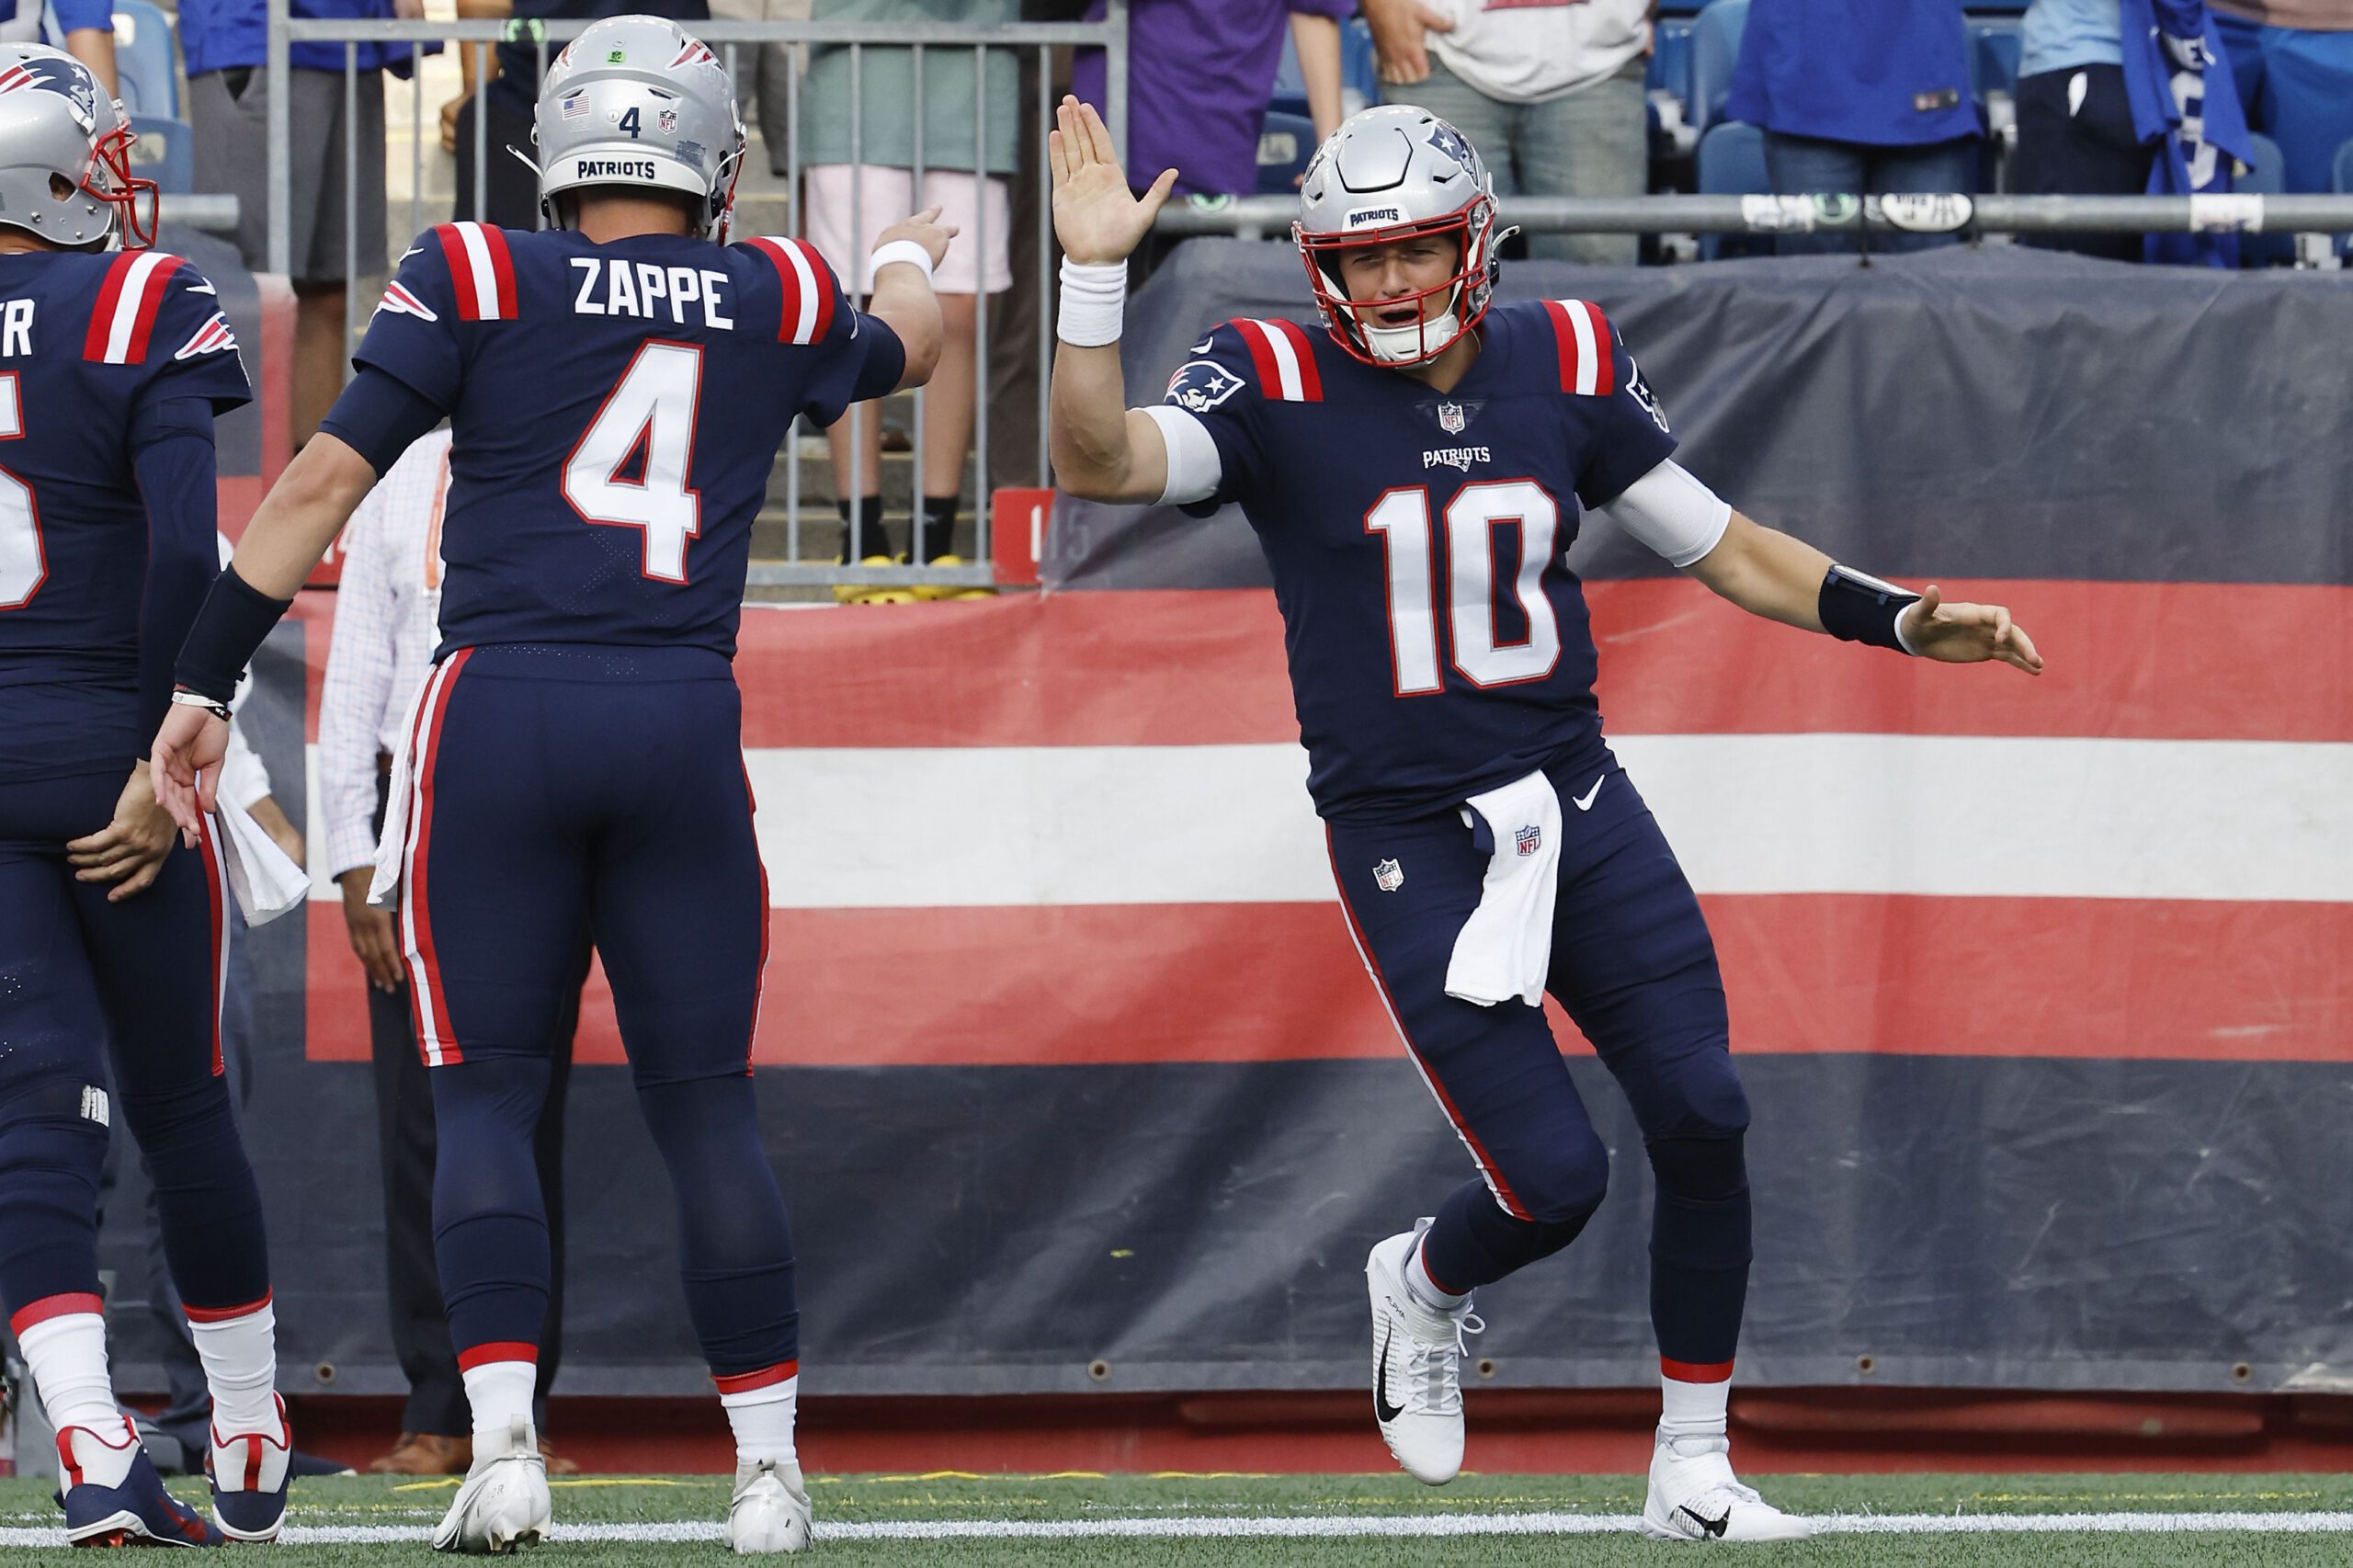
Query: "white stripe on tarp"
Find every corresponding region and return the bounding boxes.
[454,222,501,320]
[303,735,2353,909]
[1563,298,1599,396]
[2,1509,2347,1547]
[103,250,169,363]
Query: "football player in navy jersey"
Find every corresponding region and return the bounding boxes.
[1050,97,2041,1541]
[0,43,295,1547]
[153,16,949,1553]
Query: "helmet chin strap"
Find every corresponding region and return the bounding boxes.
[1359,281,1464,365]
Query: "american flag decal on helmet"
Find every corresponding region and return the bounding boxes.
[376,280,438,323]
[172,310,237,361]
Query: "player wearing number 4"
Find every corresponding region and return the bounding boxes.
[154,16,951,1554]
[1048,98,2042,1543]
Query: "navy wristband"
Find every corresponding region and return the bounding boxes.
[1818,564,1919,653]
[175,562,292,703]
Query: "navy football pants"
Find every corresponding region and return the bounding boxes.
[398,646,798,1383]
[0,767,271,1327]
[1327,753,1753,1371]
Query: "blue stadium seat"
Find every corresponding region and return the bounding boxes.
[1256,110,1316,195]
[1689,0,1748,137]
[127,113,192,197]
[1695,119,1768,259]
[2239,131,2292,267]
[1270,17,1381,123]
[1970,22,2021,100]
[111,0,178,119]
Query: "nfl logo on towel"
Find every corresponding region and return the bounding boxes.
[1373,858,1404,892]
[1514,824,1541,857]
[1437,400,1465,435]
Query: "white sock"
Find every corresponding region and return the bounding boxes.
[1660,1366,1733,1441]
[1404,1238,1469,1315]
[17,1306,133,1487]
[719,1366,799,1469]
[188,1294,278,1437]
[460,1357,538,1456]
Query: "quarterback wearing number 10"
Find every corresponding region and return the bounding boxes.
[1047,97,2042,1540]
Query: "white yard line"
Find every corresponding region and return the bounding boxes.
[6,1510,2353,1547]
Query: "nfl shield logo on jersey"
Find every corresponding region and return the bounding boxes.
[1373,858,1404,892]
[1437,401,1465,435]
[1514,824,1541,857]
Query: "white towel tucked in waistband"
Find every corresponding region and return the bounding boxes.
[367,665,440,910]
[215,803,310,926]
[1444,768,1563,1009]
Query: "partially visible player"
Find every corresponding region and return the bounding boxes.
[1048,98,2041,1542]
[153,16,949,1554]
[0,44,289,1546]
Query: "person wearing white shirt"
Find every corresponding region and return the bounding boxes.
[317,429,582,1479]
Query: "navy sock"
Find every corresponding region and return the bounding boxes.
[1647,1134,1752,1367]
[0,1079,107,1315]
[1417,1174,1598,1296]
[636,1075,797,1375]
[430,1057,553,1356]
[119,1074,269,1310]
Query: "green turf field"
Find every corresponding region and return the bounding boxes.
[6,1471,2352,1563]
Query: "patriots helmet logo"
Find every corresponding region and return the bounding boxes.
[0,53,99,133]
[1425,119,1474,171]
[1165,358,1245,415]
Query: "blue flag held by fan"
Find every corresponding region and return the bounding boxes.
[2120,0,2256,267]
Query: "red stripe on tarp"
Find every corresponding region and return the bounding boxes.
[713,1360,799,1395]
[722,582,2352,749]
[183,1290,271,1324]
[301,892,2353,1067]
[10,1292,104,1335]
[456,1341,539,1371]
[1663,1358,1735,1383]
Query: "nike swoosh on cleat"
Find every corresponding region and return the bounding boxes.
[1677,1505,1730,1539]
[1374,1322,1406,1425]
[1571,775,1604,812]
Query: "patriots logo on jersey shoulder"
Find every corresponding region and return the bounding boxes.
[1166,358,1244,415]
[0,53,97,133]
[172,310,237,360]
[375,280,439,324]
[1626,358,1670,434]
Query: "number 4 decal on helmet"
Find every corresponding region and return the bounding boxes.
[563,340,701,583]
[618,105,642,139]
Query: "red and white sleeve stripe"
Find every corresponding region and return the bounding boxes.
[82,251,185,365]
[1541,299,1617,397]
[433,221,519,322]
[741,236,838,347]
[1231,318,1323,403]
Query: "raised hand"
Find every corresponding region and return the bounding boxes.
[1050,96,1177,267]
[875,204,958,272]
[1899,585,2044,675]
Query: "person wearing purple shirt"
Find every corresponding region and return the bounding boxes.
[1074,0,1350,199]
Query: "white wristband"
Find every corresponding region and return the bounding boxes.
[1056,257,1128,347]
[870,238,935,283]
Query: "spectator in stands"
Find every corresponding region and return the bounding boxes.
[180,0,424,448]
[0,0,116,95]
[319,430,584,1479]
[802,0,1017,580]
[440,0,710,229]
[710,0,796,172]
[2211,0,2353,193]
[1358,0,1650,266]
[1724,0,1981,254]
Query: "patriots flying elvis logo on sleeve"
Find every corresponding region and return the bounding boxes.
[1166,359,1244,414]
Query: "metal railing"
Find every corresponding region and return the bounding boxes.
[262,6,1130,590]
[1156,191,2353,246]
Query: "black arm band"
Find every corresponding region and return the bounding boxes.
[1818,564,1920,653]
[174,562,293,704]
[318,365,447,478]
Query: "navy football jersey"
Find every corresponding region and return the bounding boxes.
[352,222,903,659]
[0,249,251,779]
[1165,301,1676,822]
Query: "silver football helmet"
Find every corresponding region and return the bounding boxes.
[534,15,745,241]
[0,44,153,249]
[1294,105,1504,367]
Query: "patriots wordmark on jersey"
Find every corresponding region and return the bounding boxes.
[1165,300,1675,823]
[0,249,249,778]
[355,221,904,658]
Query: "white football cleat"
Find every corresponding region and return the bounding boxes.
[726,1458,813,1554]
[430,1417,551,1554]
[1640,1430,1814,1542]
[1365,1223,1482,1486]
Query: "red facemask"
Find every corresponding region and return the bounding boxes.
[84,121,158,251]
[1293,200,1498,368]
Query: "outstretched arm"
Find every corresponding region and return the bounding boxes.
[1684,508,2043,674]
[864,207,957,392]
[1046,97,1181,504]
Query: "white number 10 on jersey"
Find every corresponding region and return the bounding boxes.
[563,341,703,583]
[1365,478,1562,694]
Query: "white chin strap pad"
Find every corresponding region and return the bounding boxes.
[1358,281,1465,364]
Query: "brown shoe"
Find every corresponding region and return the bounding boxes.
[367,1431,472,1475]
[538,1437,581,1476]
